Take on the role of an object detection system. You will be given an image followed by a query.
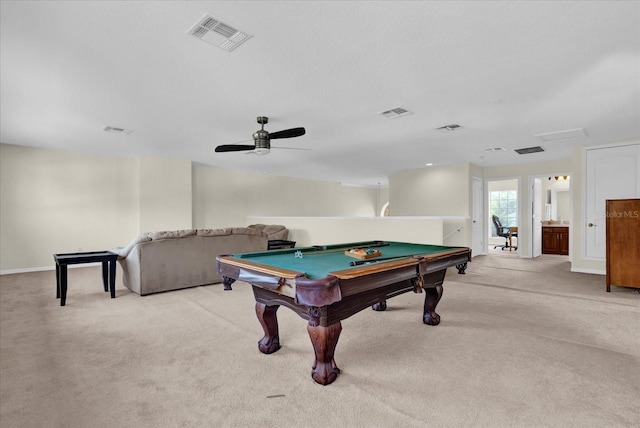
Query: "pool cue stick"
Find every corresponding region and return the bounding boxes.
[313,242,390,255]
[349,254,419,266]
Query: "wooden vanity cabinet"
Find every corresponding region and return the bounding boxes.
[542,226,569,255]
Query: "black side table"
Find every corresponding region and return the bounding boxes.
[267,240,296,250]
[54,251,118,306]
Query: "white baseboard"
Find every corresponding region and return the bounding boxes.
[0,262,103,276]
[570,267,605,275]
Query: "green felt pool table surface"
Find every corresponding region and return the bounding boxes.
[232,240,464,280]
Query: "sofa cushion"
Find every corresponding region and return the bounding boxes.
[148,229,196,240]
[117,233,152,258]
[231,227,262,235]
[197,228,232,237]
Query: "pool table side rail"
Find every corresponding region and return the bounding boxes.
[217,255,303,279]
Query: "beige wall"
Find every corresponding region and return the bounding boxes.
[0,144,139,271]
[389,163,472,247]
[192,164,380,228]
[2,141,632,276]
[0,144,380,272]
[247,216,447,247]
[139,156,192,232]
[389,163,470,216]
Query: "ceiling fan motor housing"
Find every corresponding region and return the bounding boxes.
[253,129,270,149]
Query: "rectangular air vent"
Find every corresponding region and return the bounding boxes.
[436,124,462,132]
[515,146,545,155]
[187,14,252,52]
[103,126,132,134]
[380,107,412,119]
[534,128,585,142]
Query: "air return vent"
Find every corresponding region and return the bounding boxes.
[103,126,132,134]
[187,14,252,52]
[534,128,585,142]
[515,146,545,155]
[380,107,412,119]
[436,124,462,132]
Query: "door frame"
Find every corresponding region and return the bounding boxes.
[528,173,572,260]
[486,177,521,255]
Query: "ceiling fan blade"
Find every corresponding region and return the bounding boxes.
[269,127,305,139]
[215,144,255,153]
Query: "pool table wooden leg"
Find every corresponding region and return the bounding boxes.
[307,321,342,385]
[255,302,280,354]
[422,284,443,325]
[422,269,446,325]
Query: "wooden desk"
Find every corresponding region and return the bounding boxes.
[508,227,518,251]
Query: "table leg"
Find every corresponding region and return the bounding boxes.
[422,270,446,325]
[55,263,61,299]
[101,261,109,292]
[109,260,116,299]
[60,265,68,306]
[372,301,387,311]
[255,302,281,354]
[222,276,236,291]
[307,321,342,385]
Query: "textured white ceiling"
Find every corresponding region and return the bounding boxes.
[1,1,639,186]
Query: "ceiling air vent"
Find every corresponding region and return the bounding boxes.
[380,107,412,119]
[534,128,585,142]
[187,14,252,52]
[103,126,132,134]
[515,146,545,155]
[436,124,462,132]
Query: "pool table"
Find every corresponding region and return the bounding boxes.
[217,240,471,385]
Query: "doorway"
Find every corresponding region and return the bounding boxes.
[530,174,572,258]
[487,178,519,254]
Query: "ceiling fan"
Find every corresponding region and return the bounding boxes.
[215,116,306,155]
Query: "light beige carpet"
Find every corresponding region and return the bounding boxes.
[1,254,638,427]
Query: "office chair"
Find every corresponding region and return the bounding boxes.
[492,215,516,250]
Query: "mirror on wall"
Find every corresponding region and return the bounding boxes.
[544,177,571,223]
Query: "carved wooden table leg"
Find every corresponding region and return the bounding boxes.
[422,284,443,325]
[307,321,342,385]
[372,300,387,311]
[456,262,468,274]
[255,302,280,354]
[222,276,236,291]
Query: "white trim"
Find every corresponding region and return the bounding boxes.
[0,262,103,276]
[248,215,470,220]
[570,267,605,276]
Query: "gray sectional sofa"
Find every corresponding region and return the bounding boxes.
[115,227,271,295]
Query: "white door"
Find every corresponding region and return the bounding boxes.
[532,178,542,257]
[585,143,640,259]
[472,177,484,256]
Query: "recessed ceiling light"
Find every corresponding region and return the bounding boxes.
[425,163,434,166]
[484,147,505,152]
